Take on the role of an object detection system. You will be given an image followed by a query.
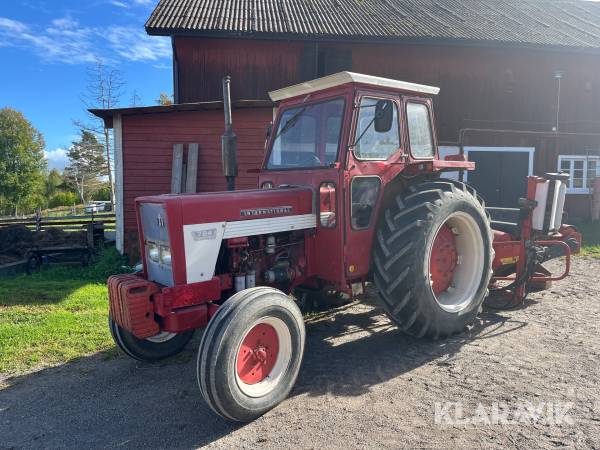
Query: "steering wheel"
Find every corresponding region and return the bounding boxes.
[296,153,322,166]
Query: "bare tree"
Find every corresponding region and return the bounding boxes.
[130,89,142,107]
[75,59,124,210]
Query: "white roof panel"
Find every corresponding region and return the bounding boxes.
[269,71,440,101]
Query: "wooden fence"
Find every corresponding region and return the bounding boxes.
[0,212,116,233]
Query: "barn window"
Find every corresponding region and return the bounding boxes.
[558,155,599,194]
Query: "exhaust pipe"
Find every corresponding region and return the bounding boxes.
[222,76,238,191]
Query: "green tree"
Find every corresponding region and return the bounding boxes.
[92,181,112,201]
[45,169,65,197]
[0,108,46,215]
[64,130,107,203]
[48,191,79,209]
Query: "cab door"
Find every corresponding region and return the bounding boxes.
[343,92,405,281]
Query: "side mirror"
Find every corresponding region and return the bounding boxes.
[265,122,273,139]
[374,100,394,133]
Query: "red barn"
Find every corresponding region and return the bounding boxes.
[94,0,600,258]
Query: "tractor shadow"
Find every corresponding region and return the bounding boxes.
[293,294,527,399]
[0,295,526,449]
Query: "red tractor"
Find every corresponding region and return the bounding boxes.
[108,72,581,422]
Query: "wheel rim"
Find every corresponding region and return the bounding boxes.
[146,331,177,343]
[428,212,485,313]
[235,317,292,398]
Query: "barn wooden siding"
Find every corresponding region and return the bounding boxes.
[173,36,600,219]
[174,37,600,142]
[121,107,273,256]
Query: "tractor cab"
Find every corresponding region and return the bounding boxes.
[258,72,473,285]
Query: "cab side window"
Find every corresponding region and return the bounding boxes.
[354,97,400,160]
[351,177,381,230]
[406,102,434,158]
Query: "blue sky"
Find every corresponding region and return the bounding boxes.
[0,0,172,171]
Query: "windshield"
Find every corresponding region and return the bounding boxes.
[267,98,345,169]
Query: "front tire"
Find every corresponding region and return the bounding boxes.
[373,180,493,338]
[109,317,195,361]
[197,287,305,422]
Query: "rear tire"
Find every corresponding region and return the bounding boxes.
[197,287,305,422]
[373,180,493,338]
[109,317,194,361]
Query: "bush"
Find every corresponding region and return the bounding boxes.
[48,191,79,208]
[92,185,112,201]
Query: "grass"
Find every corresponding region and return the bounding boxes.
[0,248,130,377]
[0,221,598,378]
[574,221,600,258]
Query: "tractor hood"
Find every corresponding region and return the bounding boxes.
[135,187,316,286]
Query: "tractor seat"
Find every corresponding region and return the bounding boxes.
[486,207,520,238]
[490,220,520,237]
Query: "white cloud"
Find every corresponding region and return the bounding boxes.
[50,17,80,29]
[109,0,129,8]
[44,148,69,171]
[0,17,29,33]
[106,26,171,62]
[0,16,99,64]
[106,0,155,8]
[0,15,170,65]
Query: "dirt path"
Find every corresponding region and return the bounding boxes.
[1,257,599,449]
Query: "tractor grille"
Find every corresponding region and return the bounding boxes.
[108,274,161,339]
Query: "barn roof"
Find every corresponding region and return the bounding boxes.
[89,100,273,128]
[146,0,600,50]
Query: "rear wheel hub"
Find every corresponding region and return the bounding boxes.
[430,225,458,295]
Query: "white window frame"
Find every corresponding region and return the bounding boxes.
[558,155,600,194]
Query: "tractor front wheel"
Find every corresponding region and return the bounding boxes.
[109,317,195,361]
[373,180,493,338]
[197,287,305,422]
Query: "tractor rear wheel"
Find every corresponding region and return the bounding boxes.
[373,180,493,338]
[197,287,305,422]
[109,317,195,361]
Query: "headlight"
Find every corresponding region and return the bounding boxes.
[160,246,172,266]
[147,243,159,262]
[261,181,274,189]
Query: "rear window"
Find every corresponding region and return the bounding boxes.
[406,103,434,158]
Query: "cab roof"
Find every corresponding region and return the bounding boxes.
[269,71,440,102]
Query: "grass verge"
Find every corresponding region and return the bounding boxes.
[0,221,597,378]
[0,248,129,377]
[574,221,600,258]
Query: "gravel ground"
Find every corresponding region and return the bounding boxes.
[1,257,599,449]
